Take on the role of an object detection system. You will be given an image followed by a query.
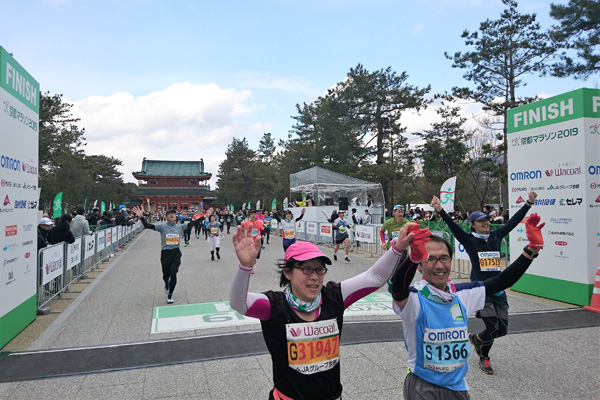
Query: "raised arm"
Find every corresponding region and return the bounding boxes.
[341,223,429,308]
[485,213,544,295]
[493,191,536,238]
[432,195,470,243]
[132,206,155,230]
[295,208,306,222]
[229,225,271,320]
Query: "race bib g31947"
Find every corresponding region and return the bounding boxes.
[478,251,501,272]
[286,319,340,375]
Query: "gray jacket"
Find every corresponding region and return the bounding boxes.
[70,214,91,237]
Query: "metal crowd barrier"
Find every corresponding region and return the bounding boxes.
[37,221,144,313]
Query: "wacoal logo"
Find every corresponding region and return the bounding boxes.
[545,170,553,177]
[289,328,302,337]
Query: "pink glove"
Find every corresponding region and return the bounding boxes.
[408,224,431,262]
[525,213,545,248]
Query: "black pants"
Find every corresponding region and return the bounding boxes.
[161,248,181,295]
[226,222,231,233]
[264,227,270,243]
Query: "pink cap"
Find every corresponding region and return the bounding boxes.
[284,241,332,265]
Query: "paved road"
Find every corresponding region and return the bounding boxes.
[0,227,598,399]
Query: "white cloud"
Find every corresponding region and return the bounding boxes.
[412,24,425,34]
[69,82,261,188]
[236,72,316,95]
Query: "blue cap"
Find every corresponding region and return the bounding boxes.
[468,211,490,223]
[393,205,405,211]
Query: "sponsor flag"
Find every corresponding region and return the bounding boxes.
[271,199,276,210]
[52,192,63,219]
[283,197,288,209]
[101,201,106,214]
[242,203,246,211]
[230,204,234,212]
[440,176,457,213]
[83,198,87,210]
[93,199,98,208]
[256,200,261,211]
[247,201,251,210]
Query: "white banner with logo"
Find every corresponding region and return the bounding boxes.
[354,224,376,244]
[66,238,82,271]
[507,88,600,305]
[319,223,332,238]
[118,225,122,241]
[306,222,318,235]
[84,234,95,260]
[454,240,470,261]
[96,230,105,251]
[112,227,118,246]
[296,220,305,233]
[41,243,64,285]
[106,229,112,245]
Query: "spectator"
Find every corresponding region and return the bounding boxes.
[86,207,100,226]
[37,217,53,250]
[47,214,76,245]
[363,209,372,225]
[70,208,91,238]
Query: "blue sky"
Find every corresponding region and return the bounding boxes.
[1,0,592,188]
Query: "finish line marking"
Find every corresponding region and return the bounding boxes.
[151,292,395,333]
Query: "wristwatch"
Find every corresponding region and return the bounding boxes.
[523,246,538,258]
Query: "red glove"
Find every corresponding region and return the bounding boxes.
[408,224,431,262]
[525,213,545,248]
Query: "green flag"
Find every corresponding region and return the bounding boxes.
[83,198,87,210]
[230,204,234,212]
[248,201,251,210]
[271,199,277,210]
[101,201,106,214]
[52,192,63,219]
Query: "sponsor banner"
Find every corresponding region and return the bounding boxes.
[112,227,118,246]
[84,234,95,260]
[66,238,82,271]
[106,229,112,245]
[296,221,305,233]
[319,223,332,238]
[454,241,470,261]
[354,224,375,243]
[0,47,39,327]
[508,88,600,305]
[96,230,105,251]
[117,225,122,241]
[306,222,318,235]
[41,243,64,285]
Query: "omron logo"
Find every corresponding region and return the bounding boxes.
[510,170,542,181]
[589,165,600,175]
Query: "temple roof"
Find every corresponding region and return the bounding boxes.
[132,159,211,178]
[132,188,214,196]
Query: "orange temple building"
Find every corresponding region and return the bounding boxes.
[132,158,214,213]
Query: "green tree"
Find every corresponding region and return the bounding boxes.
[550,0,600,79]
[215,137,257,208]
[415,102,471,186]
[444,0,555,207]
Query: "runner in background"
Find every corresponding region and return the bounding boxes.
[272,208,306,252]
[230,221,426,400]
[206,214,223,261]
[263,210,273,245]
[242,210,265,262]
[431,191,537,375]
[380,205,410,251]
[332,210,351,262]
[132,206,194,304]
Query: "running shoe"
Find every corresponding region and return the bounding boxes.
[469,334,483,358]
[167,296,174,304]
[344,256,350,262]
[479,357,494,375]
[217,253,220,260]
[333,254,338,261]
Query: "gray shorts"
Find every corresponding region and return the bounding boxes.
[403,372,470,400]
[476,291,509,319]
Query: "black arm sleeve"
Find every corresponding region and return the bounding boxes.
[295,213,304,222]
[493,203,531,238]
[390,252,419,301]
[272,213,281,222]
[484,254,534,295]
[140,217,156,230]
[439,209,471,243]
